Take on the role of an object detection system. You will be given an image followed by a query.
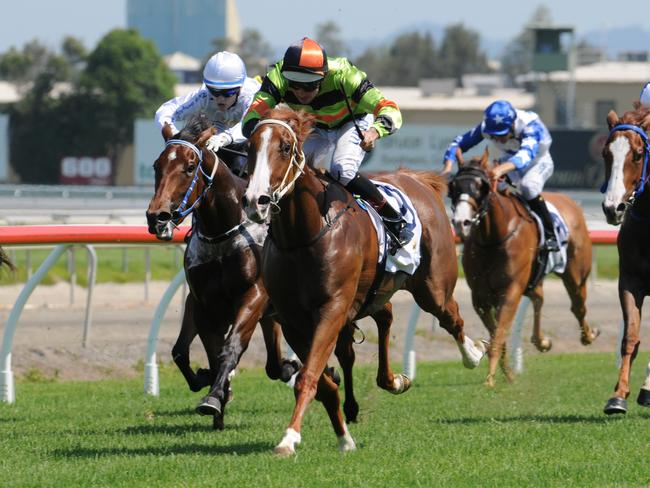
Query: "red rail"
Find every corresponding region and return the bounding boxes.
[0,225,619,246]
[0,225,190,245]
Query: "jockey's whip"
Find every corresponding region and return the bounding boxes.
[340,84,370,152]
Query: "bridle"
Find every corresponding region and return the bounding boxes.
[602,124,650,204]
[449,167,492,227]
[164,138,219,222]
[251,119,306,205]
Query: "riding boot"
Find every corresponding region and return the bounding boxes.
[527,195,559,252]
[345,173,413,248]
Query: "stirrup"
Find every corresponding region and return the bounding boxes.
[543,236,559,253]
[383,216,413,249]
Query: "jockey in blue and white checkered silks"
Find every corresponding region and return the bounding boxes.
[640,82,650,107]
[442,100,559,252]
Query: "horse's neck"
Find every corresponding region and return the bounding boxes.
[272,170,328,248]
[630,188,650,221]
[478,192,521,243]
[196,161,246,236]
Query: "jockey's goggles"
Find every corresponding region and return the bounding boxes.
[287,79,322,92]
[207,86,240,98]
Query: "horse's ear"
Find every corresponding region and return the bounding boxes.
[195,127,216,148]
[455,148,464,167]
[162,123,174,142]
[606,110,619,130]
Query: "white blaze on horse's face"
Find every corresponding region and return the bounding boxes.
[603,136,630,225]
[244,127,273,223]
[168,150,177,161]
[452,194,476,240]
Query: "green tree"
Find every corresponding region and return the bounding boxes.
[0,39,79,83]
[438,23,490,86]
[209,28,273,78]
[315,21,348,57]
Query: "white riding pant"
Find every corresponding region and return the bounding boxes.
[302,114,373,185]
[507,152,554,200]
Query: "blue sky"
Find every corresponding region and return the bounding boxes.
[0,0,645,55]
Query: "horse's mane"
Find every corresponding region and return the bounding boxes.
[265,104,315,143]
[176,113,213,142]
[620,105,650,130]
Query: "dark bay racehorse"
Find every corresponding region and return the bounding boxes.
[146,115,296,429]
[449,150,600,387]
[601,105,650,414]
[243,106,486,455]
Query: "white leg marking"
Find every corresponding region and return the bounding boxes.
[459,335,486,369]
[603,136,630,210]
[337,425,356,452]
[275,427,301,454]
[642,361,650,390]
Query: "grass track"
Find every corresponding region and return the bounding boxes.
[2,353,649,487]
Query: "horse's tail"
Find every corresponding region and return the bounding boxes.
[0,246,14,271]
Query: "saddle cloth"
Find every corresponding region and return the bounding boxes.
[356,180,422,275]
[530,201,569,275]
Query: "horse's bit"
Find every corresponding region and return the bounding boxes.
[449,168,492,227]
[602,124,650,203]
[250,119,306,205]
[165,138,220,222]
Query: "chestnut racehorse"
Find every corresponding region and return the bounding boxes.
[601,105,650,414]
[146,114,296,429]
[448,150,600,387]
[243,106,486,455]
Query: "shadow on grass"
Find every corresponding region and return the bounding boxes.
[436,413,620,425]
[53,441,271,458]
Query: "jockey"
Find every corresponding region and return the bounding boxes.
[640,81,650,106]
[443,100,559,252]
[241,37,410,247]
[155,51,260,175]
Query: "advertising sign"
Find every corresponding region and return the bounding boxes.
[59,156,112,185]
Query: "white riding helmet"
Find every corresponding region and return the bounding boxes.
[203,51,246,89]
[640,81,650,107]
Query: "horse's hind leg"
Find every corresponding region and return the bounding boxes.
[335,322,359,423]
[412,286,486,369]
[604,288,643,414]
[529,285,552,352]
[171,296,213,392]
[560,266,600,345]
[372,303,411,394]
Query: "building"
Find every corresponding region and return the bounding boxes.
[127,0,241,60]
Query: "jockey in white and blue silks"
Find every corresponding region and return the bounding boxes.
[442,99,559,252]
[155,51,260,175]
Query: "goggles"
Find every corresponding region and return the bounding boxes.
[287,79,322,92]
[207,86,240,98]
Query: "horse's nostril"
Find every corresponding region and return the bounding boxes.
[463,220,471,227]
[616,203,626,213]
[157,211,172,222]
[242,195,249,207]
[258,195,271,206]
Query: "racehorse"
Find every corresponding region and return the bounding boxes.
[448,149,600,387]
[601,105,650,414]
[146,114,298,429]
[243,105,486,455]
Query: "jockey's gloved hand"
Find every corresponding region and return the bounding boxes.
[206,133,232,153]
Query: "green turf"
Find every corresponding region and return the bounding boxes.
[1,353,648,487]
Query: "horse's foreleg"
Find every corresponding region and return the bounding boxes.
[197,288,267,420]
[171,296,212,392]
[638,361,650,407]
[560,270,600,345]
[335,323,359,423]
[529,286,552,352]
[488,292,522,386]
[259,313,284,381]
[605,288,643,414]
[372,303,411,394]
[275,302,352,456]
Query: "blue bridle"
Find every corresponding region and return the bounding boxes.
[164,139,216,221]
[601,124,650,197]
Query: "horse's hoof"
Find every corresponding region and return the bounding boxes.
[273,445,295,457]
[581,328,601,346]
[532,337,552,353]
[213,414,225,431]
[603,397,627,415]
[280,359,301,383]
[390,374,411,395]
[195,395,222,416]
[637,388,650,407]
[484,375,495,388]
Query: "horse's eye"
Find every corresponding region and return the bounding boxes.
[633,151,643,162]
[280,141,291,155]
[186,164,196,174]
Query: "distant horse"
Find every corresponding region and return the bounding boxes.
[601,105,650,414]
[243,106,485,455]
[146,114,297,429]
[448,150,599,387]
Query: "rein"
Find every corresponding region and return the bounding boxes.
[251,119,306,205]
[166,139,220,222]
[602,124,650,201]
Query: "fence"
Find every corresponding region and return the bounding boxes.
[1,225,620,403]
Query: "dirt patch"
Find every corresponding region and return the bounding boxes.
[0,279,638,383]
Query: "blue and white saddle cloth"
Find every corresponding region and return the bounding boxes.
[530,201,569,275]
[356,180,422,275]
